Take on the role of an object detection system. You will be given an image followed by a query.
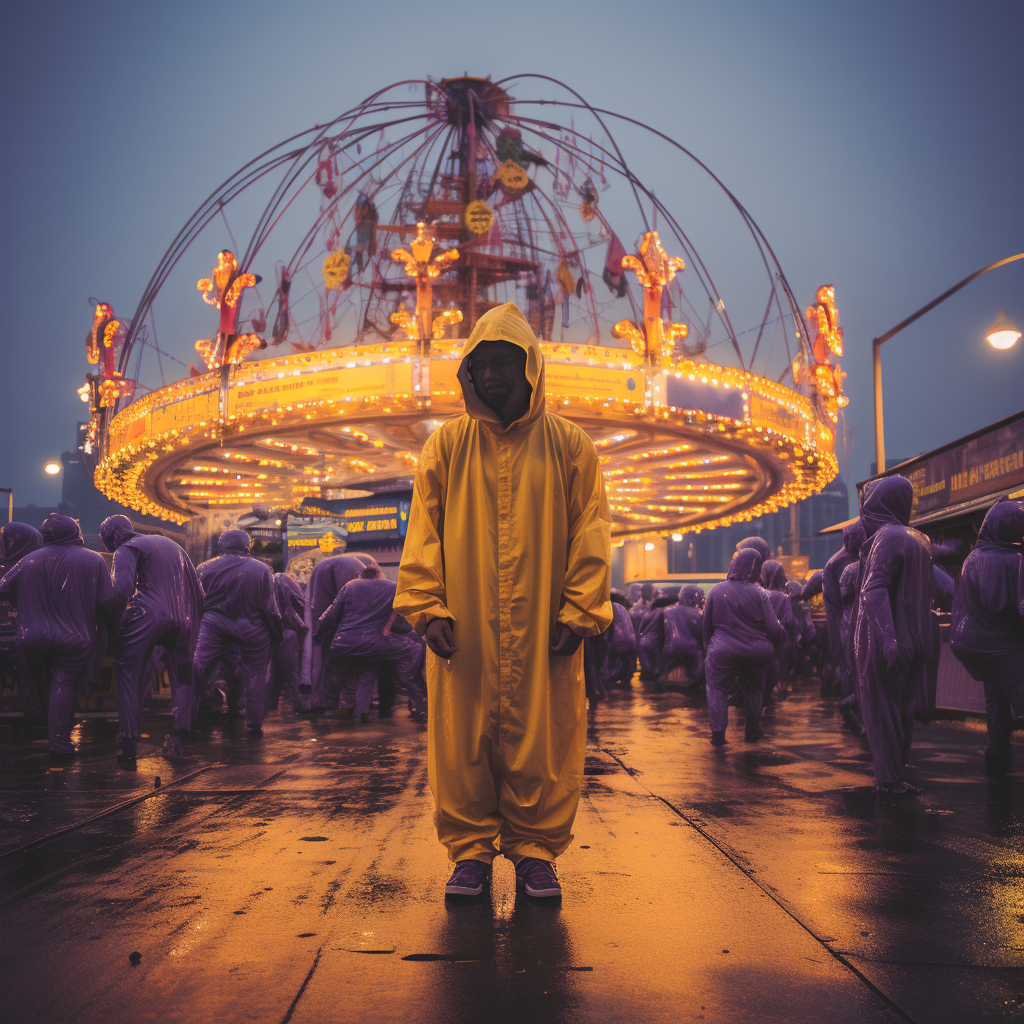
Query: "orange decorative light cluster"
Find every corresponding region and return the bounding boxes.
[95,333,840,540]
[197,251,255,311]
[390,223,461,342]
[800,285,849,424]
[614,232,689,366]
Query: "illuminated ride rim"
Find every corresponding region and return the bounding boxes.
[94,75,848,540]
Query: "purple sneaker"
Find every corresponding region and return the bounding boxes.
[444,860,491,897]
[515,857,561,898]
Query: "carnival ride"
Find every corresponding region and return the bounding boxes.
[88,75,848,540]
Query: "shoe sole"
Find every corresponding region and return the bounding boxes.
[445,883,485,896]
[521,882,562,898]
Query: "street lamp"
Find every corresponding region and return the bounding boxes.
[44,462,62,476]
[873,252,1024,472]
[985,310,1021,350]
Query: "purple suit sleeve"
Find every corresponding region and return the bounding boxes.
[315,586,346,644]
[761,590,786,647]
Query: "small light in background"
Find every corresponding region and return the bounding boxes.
[986,310,1021,350]
[44,462,62,475]
[644,541,655,552]
[671,533,683,542]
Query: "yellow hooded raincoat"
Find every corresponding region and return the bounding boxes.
[395,302,612,864]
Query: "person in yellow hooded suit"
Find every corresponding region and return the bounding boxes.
[394,302,612,900]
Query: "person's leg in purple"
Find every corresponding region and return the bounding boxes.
[857,652,916,793]
[705,650,734,744]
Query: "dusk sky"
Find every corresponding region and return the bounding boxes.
[2,0,1021,508]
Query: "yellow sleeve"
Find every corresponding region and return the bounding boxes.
[558,426,613,637]
[394,427,455,630]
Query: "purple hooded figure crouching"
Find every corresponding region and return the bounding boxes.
[100,515,204,767]
[0,514,119,757]
[950,500,1024,777]
[314,564,426,722]
[853,476,935,796]
[703,548,786,745]
[193,530,283,736]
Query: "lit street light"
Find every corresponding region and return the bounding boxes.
[872,252,1024,471]
[985,309,1022,350]
[44,462,62,476]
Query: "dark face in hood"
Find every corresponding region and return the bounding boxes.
[842,520,867,557]
[41,514,83,547]
[218,530,251,554]
[728,548,763,582]
[977,500,1024,550]
[100,514,136,552]
[860,476,914,537]
[1,522,43,571]
[680,585,703,607]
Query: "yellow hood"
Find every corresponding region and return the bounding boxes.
[456,302,546,432]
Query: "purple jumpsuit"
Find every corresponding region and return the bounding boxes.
[602,596,637,688]
[270,572,308,712]
[853,477,935,791]
[703,549,785,740]
[307,554,367,707]
[194,531,282,732]
[100,516,203,745]
[315,577,426,718]
[950,500,1024,774]
[638,592,678,683]
[660,585,704,687]
[823,522,867,687]
[0,523,44,714]
[0,514,119,754]
[760,560,797,692]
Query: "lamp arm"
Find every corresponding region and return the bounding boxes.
[873,252,1024,349]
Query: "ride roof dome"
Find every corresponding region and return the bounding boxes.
[92,74,846,539]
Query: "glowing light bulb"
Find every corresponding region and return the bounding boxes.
[986,310,1021,350]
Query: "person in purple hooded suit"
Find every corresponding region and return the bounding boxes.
[950,500,1024,777]
[853,476,935,796]
[660,584,705,688]
[703,548,786,745]
[314,564,426,722]
[268,571,309,714]
[0,514,119,757]
[306,553,367,710]
[0,522,44,715]
[100,515,204,767]
[759,560,797,696]
[823,521,867,687]
[193,530,282,736]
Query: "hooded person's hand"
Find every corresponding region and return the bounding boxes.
[425,617,458,658]
[882,638,904,671]
[550,621,583,657]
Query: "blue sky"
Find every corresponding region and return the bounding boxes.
[2,0,1021,506]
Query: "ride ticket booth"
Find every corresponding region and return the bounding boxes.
[824,409,1024,714]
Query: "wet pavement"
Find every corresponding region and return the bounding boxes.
[1,682,1021,1023]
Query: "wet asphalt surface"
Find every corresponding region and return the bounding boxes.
[1,681,1021,1024]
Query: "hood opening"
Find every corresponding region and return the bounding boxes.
[456,302,546,433]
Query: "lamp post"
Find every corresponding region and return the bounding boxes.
[872,252,1023,473]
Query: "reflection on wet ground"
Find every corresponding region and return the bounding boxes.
[1,680,1020,1023]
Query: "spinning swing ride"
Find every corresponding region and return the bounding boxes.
[88,75,848,540]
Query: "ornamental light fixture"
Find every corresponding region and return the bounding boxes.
[985,309,1021,350]
[44,461,62,475]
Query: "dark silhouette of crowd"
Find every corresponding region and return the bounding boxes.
[0,482,1020,791]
